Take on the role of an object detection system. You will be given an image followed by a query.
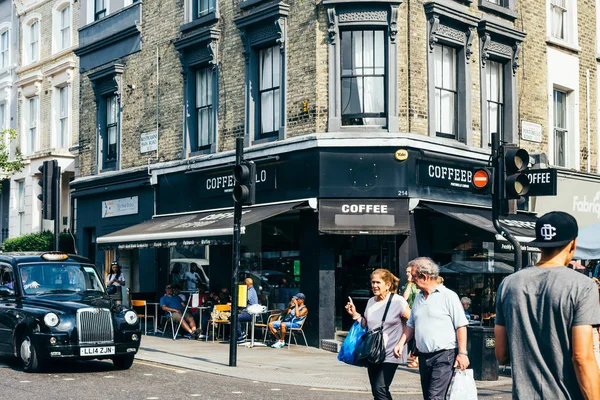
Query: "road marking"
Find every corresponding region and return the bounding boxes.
[270,388,281,391]
[143,373,153,376]
[63,378,75,381]
[134,360,187,374]
[190,395,201,397]
[19,381,31,383]
[308,388,423,395]
[232,391,242,394]
[147,397,160,399]
[104,376,114,379]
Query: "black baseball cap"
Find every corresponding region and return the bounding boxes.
[529,211,578,248]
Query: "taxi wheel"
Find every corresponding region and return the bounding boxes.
[112,354,135,370]
[19,334,44,373]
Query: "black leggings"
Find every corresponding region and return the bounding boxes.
[367,362,398,400]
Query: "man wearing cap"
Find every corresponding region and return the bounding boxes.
[268,293,307,349]
[495,211,600,400]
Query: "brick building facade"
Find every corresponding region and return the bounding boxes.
[71,0,600,345]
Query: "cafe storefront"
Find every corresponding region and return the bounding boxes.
[73,135,537,346]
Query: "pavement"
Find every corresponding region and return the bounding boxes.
[135,334,512,393]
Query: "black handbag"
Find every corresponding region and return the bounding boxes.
[355,293,394,365]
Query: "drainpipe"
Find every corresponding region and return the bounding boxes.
[586,69,590,172]
[154,38,175,167]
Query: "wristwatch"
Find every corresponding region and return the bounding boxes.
[458,351,468,356]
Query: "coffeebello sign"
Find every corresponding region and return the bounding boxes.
[198,165,275,198]
[417,160,474,190]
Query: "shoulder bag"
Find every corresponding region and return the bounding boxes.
[355,293,394,365]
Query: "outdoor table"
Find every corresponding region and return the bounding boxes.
[248,310,268,347]
[147,302,160,334]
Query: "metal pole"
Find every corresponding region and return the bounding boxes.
[229,137,244,367]
[491,132,523,271]
[54,165,61,252]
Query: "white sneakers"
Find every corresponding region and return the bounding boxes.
[271,341,285,349]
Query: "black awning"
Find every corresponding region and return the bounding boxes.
[440,260,514,274]
[97,200,310,249]
[423,202,536,242]
[319,199,410,235]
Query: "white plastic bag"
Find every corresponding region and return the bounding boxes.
[247,304,267,314]
[448,369,478,400]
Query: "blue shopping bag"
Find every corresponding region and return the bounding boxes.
[338,321,367,365]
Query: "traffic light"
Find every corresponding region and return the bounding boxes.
[37,160,57,220]
[501,145,530,199]
[471,167,494,194]
[232,160,256,205]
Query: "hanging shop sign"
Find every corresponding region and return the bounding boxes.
[318,199,410,235]
[526,168,558,196]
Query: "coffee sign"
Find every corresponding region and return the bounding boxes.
[417,160,475,190]
[197,164,276,198]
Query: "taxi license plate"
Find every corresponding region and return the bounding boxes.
[80,346,115,356]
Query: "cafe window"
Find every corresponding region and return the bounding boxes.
[433,44,457,139]
[326,4,400,132]
[340,30,386,127]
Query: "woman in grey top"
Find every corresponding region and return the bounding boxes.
[346,269,411,400]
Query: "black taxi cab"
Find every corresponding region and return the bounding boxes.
[0,252,141,372]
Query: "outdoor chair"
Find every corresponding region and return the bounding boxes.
[287,316,308,349]
[206,304,231,342]
[132,299,155,335]
[161,312,176,338]
[254,310,281,343]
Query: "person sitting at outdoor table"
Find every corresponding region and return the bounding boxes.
[461,297,479,320]
[235,278,258,343]
[268,293,308,349]
[160,284,201,340]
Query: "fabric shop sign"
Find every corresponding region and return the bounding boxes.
[102,196,138,218]
[417,160,475,190]
[197,164,276,198]
[319,199,410,235]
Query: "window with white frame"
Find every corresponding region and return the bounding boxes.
[95,0,106,20]
[341,30,386,127]
[553,89,568,167]
[17,181,24,236]
[550,0,567,40]
[27,96,38,154]
[195,0,215,19]
[0,103,5,130]
[0,30,8,69]
[105,94,118,164]
[58,86,69,148]
[433,44,457,139]
[60,6,71,51]
[259,46,281,137]
[486,60,504,138]
[195,67,213,150]
[29,21,39,64]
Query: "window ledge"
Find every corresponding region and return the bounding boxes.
[478,0,518,20]
[340,126,388,132]
[546,36,580,53]
[252,136,279,145]
[322,0,402,4]
[190,148,214,157]
[240,0,271,10]
[181,11,218,32]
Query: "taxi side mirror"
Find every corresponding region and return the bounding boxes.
[0,285,14,297]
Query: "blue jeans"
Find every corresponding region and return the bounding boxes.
[236,311,252,338]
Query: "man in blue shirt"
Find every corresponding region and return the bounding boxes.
[236,277,258,342]
[160,284,200,339]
